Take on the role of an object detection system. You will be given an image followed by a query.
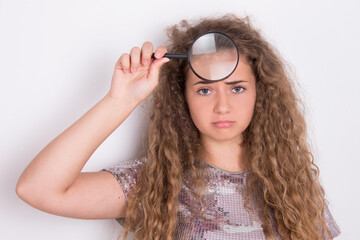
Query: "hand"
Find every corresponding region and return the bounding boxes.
[107,41,169,103]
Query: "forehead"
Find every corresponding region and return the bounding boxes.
[189,48,238,81]
[186,57,255,85]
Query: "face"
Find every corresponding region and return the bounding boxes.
[185,57,257,144]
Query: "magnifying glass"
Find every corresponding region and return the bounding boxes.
[152,32,239,82]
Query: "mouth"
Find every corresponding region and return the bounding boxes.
[212,120,235,128]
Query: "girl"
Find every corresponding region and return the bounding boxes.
[16,14,341,239]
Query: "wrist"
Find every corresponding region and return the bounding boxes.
[104,92,139,110]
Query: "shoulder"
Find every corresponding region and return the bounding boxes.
[101,157,147,201]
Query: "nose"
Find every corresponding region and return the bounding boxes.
[213,91,230,114]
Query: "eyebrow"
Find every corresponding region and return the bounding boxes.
[193,80,248,86]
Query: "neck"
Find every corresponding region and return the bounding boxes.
[199,135,249,172]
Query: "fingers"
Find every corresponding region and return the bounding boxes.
[116,53,130,73]
[129,47,141,73]
[148,56,170,81]
[147,45,168,81]
[115,42,169,75]
[153,46,167,59]
[141,41,153,66]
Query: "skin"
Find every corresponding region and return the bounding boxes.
[15,40,255,222]
[16,42,169,219]
[185,57,257,172]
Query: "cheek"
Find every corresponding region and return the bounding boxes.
[187,98,199,119]
[187,97,207,125]
[238,95,256,121]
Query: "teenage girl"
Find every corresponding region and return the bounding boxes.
[16,14,341,240]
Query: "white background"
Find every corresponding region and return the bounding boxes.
[1,0,359,239]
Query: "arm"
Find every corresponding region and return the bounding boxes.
[15,42,169,219]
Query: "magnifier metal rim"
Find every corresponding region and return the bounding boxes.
[187,31,240,82]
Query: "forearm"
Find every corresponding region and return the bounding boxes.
[16,93,139,196]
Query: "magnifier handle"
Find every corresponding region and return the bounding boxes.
[151,53,187,59]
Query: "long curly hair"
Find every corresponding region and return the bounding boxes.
[120,14,333,240]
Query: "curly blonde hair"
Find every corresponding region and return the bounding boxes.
[120,14,333,240]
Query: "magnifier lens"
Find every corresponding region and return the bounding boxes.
[189,33,238,81]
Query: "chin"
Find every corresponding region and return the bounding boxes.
[207,134,242,143]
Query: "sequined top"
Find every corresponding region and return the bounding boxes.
[102,158,341,239]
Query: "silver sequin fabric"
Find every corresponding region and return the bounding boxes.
[102,158,341,239]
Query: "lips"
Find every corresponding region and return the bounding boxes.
[212,120,235,128]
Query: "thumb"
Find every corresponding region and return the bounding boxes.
[148,57,170,82]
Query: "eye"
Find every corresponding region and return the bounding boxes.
[197,88,212,95]
[232,86,245,93]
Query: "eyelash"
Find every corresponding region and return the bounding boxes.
[197,86,246,96]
